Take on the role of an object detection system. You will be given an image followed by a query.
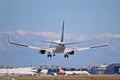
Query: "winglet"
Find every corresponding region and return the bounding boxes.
[7,35,11,43]
[7,35,14,44]
[7,35,28,47]
[60,20,65,42]
[109,39,112,45]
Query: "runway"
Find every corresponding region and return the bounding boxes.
[1,75,120,80]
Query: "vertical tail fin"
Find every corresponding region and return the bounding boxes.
[59,67,66,74]
[60,20,65,42]
[59,67,64,72]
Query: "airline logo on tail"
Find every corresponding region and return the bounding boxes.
[59,67,66,75]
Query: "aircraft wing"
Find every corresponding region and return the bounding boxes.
[8,37,54,53]
[64,41,111,53]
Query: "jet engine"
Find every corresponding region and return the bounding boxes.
[68,51,74,55]
[39,50,46,54]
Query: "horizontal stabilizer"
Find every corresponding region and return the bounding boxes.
[64,42,85,45]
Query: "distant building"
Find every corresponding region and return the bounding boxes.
[105,63,120,74]
[90,64,108,74]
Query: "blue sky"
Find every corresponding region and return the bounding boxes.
[0,0,120,68]
[0,0,120,34]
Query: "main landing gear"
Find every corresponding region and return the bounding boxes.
[64,53,69,58]
[47,53,69,58]
[47,53,55,58]
[47,53,52,58]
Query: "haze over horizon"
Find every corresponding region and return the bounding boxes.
[0,0,120,68]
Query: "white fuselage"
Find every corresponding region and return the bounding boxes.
[59,67,90,75]
[0,67,37,76]
[65,71,90,75]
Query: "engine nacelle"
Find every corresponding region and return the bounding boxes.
[39,50,46,54]
[68,51,74,55]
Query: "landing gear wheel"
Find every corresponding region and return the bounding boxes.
[53,54,55,56]
[67,55,69,58]
[64,54,69,58]
[50,54,52,57]
[47,54,52,58]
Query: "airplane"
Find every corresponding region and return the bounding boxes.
[8,20,111,58]
[0,67,38,76]
[59,67,90,75]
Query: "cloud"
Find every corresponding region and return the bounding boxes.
[76,35,90,42]
[75,34,120,42]
[8,30,120,42]
[93,34,120,39]
[15,30,27,35]
[14,30,75,40]
[39,32,60,39]
[0,42,6,51]
[14,30,60,40]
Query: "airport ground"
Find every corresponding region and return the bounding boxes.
[0,75,120,80]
